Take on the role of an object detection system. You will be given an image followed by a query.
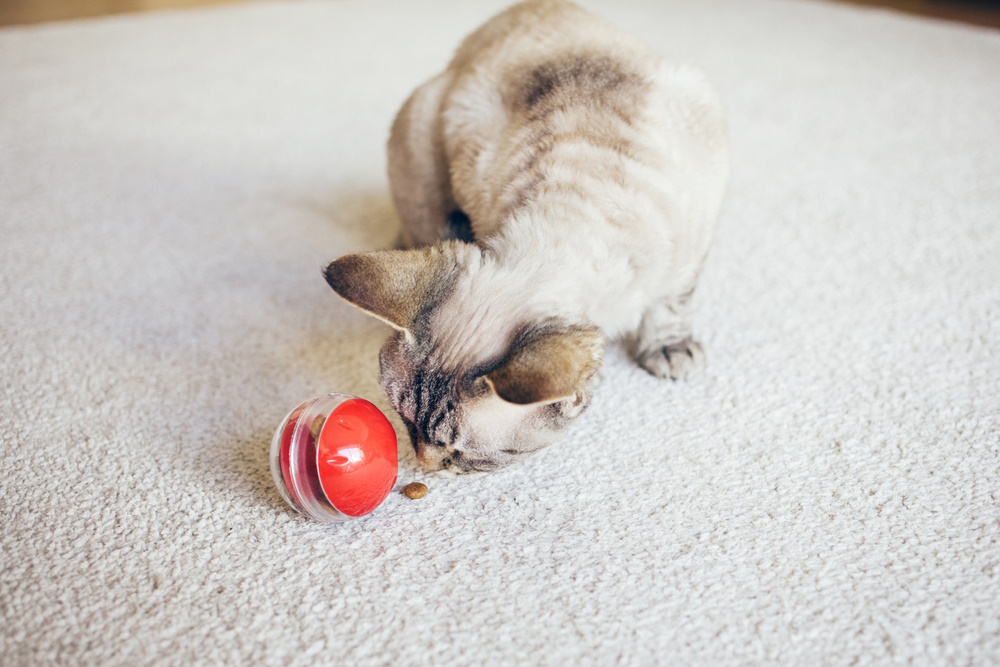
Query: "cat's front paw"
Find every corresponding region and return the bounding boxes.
[637,338,705,381]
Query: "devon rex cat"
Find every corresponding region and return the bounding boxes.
[324,0,728,473]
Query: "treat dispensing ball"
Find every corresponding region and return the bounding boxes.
[270,393,398,523]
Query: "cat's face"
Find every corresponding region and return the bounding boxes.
[377,327,591,473]
[324,242,604,473]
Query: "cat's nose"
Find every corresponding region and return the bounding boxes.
[410,437,425,459]
[414,441,450,470]
[408,434,433,465]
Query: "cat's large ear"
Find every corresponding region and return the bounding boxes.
[484,324,605,405]
[323,246,456,336]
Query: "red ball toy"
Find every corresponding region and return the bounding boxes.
[270,393,398,522]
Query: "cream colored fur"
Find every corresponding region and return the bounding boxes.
[388,0,728,376]
[329,0,729,471]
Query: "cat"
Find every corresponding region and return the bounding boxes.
[324,0,728,473]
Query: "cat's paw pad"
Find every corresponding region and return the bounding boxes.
[637,339,705,381]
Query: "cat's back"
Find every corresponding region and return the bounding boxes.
[440,1,727,317]
[442,1,664,227]
[447,0,657,108]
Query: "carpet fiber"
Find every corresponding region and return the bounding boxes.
[2,0,998,664]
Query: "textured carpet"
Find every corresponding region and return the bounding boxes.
[1,0,998,664]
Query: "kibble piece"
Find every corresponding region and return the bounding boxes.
[403,482,428,499]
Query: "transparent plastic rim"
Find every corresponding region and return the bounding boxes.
[269,393,354,523]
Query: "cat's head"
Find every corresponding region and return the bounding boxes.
[324,242,604,473]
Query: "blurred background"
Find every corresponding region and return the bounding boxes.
[1,0,999,28]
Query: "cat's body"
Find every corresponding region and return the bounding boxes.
[325,0,728,473]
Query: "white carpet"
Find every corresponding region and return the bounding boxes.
[2,0,999,664]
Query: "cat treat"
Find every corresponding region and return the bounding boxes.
[270,393,398,523]
[403,482,428,499]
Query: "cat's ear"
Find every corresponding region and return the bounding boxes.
[323,246,455,335]
[484,325,605,405]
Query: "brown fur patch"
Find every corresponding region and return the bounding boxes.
[515,53,647,117]
[497,51,652,216]
[323,245,459,333]
[486,322,605,405]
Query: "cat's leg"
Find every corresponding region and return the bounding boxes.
[634,290,705,381]
[388,71,469,248]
